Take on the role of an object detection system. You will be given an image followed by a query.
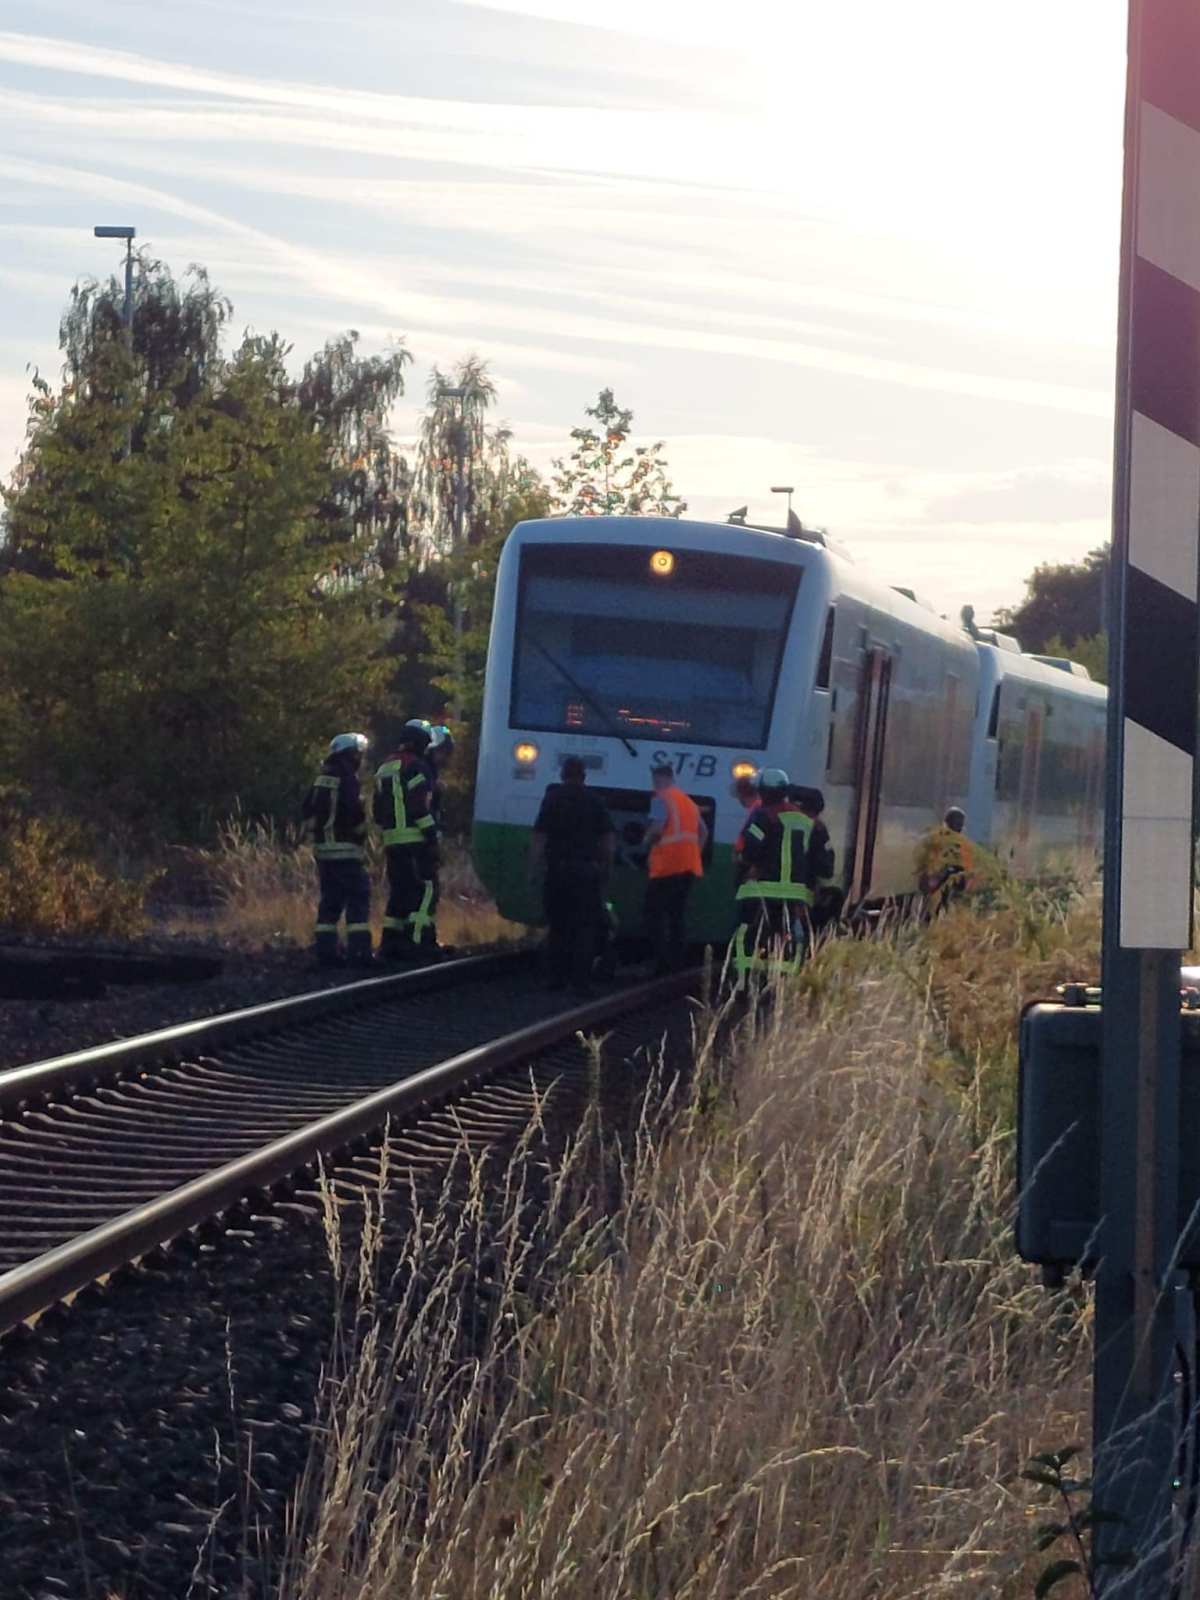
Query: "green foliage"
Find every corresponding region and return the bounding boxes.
[1022,1446,1133,1596]
[1,267,402,843]
[0,813,149,937]
[418,458,550,826]
[551,388,685,518]
[995,546,1108,652]
[1040,631,1108,684]
[295,331,412,570]
[60,253,232,412]
[414,355,501,556]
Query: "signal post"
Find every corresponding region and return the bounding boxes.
[1097,0,1200,1587]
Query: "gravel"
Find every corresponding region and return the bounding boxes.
[0,937,480,1072]
[0,1000,697,1600]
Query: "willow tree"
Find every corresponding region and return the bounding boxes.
[413,355,501,558]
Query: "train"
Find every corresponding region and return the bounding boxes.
[471,514,1108,942]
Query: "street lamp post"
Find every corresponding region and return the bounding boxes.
[94,226,136,459]
[439,384,469,722]
[93,225,136,345]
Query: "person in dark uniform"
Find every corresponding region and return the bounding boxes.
[374,722,440,960]
[528,756,615,995]
[302,732,373,968]
[790,785,839,933]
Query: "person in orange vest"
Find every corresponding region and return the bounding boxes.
[643,763,708,975]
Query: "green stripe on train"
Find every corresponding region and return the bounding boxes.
[471,820,741,942]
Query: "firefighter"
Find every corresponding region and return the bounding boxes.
[374,722,440,961]
[302,732,373,968]
[427,724,455,825]
[914,806,975,914]
[528,756,616,995]
[790,785,839,933]
[732,768,815,985]
[643,762,708,975]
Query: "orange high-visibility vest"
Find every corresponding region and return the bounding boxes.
[649,787,703,879]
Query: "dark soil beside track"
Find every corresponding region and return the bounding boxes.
[0,935,444,1072]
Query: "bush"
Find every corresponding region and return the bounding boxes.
[0,815,149,939]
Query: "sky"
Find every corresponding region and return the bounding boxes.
[0,0,1129,619]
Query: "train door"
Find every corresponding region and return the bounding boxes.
[1016,703,1044,870]
[846,649,893,903]
[1081,721,1105,853]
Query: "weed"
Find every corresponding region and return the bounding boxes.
[280,905,1094,1598]
[0,813,151,938]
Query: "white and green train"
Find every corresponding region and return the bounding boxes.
[471,515,1107,941]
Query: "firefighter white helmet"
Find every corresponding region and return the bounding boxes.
[328,732,369,757]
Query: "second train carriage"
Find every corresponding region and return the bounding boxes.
[472,513,1106,944]
[967,634,1107,876]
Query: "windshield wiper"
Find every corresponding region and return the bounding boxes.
[527,636,638,758]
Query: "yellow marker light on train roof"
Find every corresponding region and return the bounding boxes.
[513,741,539,764]
[650,549,675,576]
[732,761,757,780]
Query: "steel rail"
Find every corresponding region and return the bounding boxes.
[0,968,697,1335]
[0,949,533,1107]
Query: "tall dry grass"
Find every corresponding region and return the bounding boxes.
[280,893,1102,1599]
[164,819,522,951]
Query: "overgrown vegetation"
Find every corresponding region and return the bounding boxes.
[163,820,521,952]
[281,891,1100,1597]
[0,812,149,938]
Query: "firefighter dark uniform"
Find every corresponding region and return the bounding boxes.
[732,769,816,984]
[791,786,838,933]
[374,731,440,960]
[302,733,372,968]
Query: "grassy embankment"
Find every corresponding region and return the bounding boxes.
[280,881,1101,1599]
[0,814,520,950]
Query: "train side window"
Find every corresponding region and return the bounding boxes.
[816,606,835,689]
[987,686,1001,738]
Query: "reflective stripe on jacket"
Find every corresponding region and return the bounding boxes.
[303,768,368,861]
[373,754,438,847]
[649,786,703,879]
[736,805,815,906]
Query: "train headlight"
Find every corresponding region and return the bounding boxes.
[650,549,675,577]
[513,741,539,765]
[732,760,757,781]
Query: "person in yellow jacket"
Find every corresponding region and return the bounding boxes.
[914,806,975,912]
[643,763,708,975]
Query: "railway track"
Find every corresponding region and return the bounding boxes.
[0,949,698,1339]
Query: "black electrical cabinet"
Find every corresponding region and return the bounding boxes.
[1017,997,1200,1270]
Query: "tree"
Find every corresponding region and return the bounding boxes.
[1,268,403,842]
[551,389,685,518]
[60,253,232,413]
[994,546,1109,652]
[413,356,500,558]
[416,455,550,830]
[1040,632,1108,684]
[294,332,412,572]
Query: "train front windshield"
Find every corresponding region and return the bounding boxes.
[510,543,800,748]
